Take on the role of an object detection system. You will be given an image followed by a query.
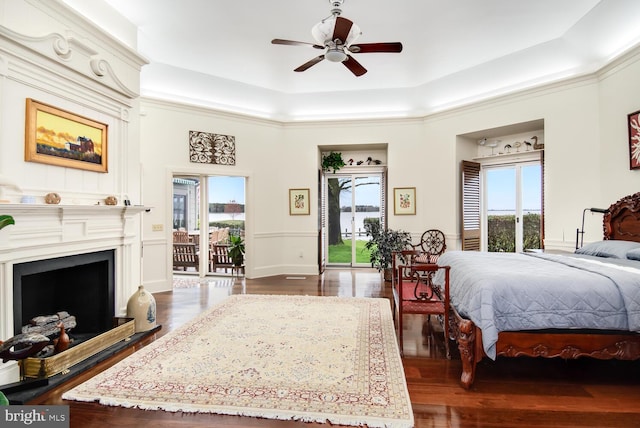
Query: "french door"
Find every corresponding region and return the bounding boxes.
[172,174,246,276]
[483,162,542,252]
[324,172,383,266]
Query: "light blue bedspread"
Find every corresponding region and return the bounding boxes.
[434,251,640,360]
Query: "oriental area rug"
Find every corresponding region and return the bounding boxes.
[62,294,414,427]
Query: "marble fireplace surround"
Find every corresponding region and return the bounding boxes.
[0,204,146,384]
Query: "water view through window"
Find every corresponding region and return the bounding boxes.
[327,174,381,266]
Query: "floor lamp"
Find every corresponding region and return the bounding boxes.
[576,207,608,249]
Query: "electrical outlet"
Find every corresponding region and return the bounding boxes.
[299,251,304,258]
[152,224,163,232]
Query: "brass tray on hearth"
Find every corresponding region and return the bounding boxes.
[21,317,135,378]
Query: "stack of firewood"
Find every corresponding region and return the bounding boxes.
[21,311,76,337]
[21,311,76,357]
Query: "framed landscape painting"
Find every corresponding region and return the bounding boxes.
[289,188,310,215]
[25,98,108,173]
[394,187,416,215]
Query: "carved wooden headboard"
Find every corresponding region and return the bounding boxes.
[603,192,640,242]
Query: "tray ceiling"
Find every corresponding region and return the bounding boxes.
[64,0,640,121]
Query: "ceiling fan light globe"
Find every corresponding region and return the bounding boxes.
[326,49,347,62]
[312,18,335,45]
[311,17,361,46]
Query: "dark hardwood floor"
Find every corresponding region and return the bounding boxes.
[31,269,640,427]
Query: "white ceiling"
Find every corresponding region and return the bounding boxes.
[64,0,640,121]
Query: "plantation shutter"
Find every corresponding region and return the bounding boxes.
[461,160,481,251]
[319,169,326,273]
[381,169,387,230]
[539,150,545,248]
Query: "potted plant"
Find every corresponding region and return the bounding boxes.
[0,215,14,230]
[321,151,345,173]
[364,222,411,281]
[227,234,245,266]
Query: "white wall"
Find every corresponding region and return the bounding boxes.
[598,50,640,197]
[140,100,286,291]
[139,46,640,289]
[426,77,604,249]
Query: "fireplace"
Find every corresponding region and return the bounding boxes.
[13,250,115,336]
[0,204,146,386]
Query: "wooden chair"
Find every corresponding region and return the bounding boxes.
[393,260,451,358]
[173,243,198,271]
[411,229,446,264]
[390,249,423,317]
[173,230,190,243]
[209,243,233,273]
[217,227,230,244]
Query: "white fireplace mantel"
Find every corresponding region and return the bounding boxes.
[0,203,148,217]
[0,203,148,385]
[1,204,147,259]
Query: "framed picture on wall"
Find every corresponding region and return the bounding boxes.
[289,188,310,215]
[394,187,416,215]
[25,98,108,173]
[628,109,640,170]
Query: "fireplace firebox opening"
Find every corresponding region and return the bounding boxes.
[13,250,115,336]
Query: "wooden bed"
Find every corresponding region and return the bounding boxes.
[449,192,640,389]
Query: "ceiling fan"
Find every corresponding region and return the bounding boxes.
[271,0,403,76]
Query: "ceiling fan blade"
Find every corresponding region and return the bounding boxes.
[272,39,323,49]
[349,42,403,54]
[294,55,325,72]
[342,55,367,77]
[332,16,354,43]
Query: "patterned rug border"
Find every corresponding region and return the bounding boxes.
[62,294,414,427]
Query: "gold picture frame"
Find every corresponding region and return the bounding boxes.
[394,187,416,215]
[289,188,310,215]
[25,98,108,173]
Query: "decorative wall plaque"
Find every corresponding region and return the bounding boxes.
[189,131,236,165]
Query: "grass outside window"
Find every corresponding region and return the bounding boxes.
[328,239,373,264]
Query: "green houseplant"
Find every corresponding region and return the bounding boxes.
[0,215,14,230]
[321,152,345,173]
[364,222,411,281]
[227,234,245,266]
